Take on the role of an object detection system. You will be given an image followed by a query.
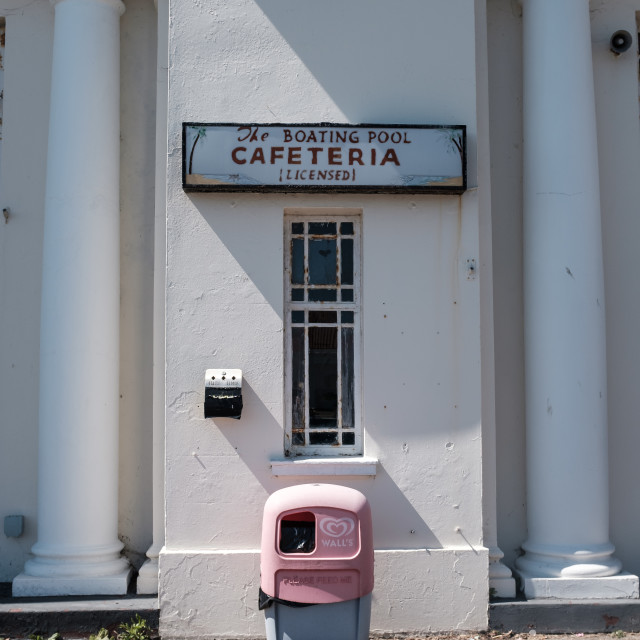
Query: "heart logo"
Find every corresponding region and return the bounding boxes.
[319,516,355,538]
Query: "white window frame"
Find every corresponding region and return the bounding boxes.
[284,208,362,457]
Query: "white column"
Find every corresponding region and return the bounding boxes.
[137,0,167,595]
[13,0,130,596]
[515,0,637,598]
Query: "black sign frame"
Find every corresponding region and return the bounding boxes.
[182,122,467,195]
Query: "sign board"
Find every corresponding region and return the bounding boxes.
[183,123,466,194]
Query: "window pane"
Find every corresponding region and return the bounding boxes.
[341,311,354,324]
[309,432,339,445]
[309,311,336,324]
[341,288,354,302]
[309,238,336,285]
[308,222,336,235]
[341,327,354,429]
[341,238,353,285]
[309,289,337,302]
[291,238,304,284]
[291,327,306,430]
[309,326,337,428]
[291,288,304,301]
[292,431,305,445]
[291,311,304,324]
[291,222,304,234]
[340,222,354,235]
[342,432,355,445]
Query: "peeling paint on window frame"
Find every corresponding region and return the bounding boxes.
[283,208,363,457]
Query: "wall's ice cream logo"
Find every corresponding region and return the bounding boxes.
[319,517,356,548]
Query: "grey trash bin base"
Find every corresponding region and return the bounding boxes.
[264,593,371,640]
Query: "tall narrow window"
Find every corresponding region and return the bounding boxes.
[284,210,362,456]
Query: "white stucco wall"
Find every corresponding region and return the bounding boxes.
[2,0,638,626]
[486,0,527,574]
[590,0,640,581]
[0,0,52,582]
[118,0,157,571]
[0,0,157,581]
[161,1,489,636]
[488,0,640,578]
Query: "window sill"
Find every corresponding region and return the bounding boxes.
[270,456,378,477]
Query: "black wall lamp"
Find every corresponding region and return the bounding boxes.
[610,30,633,55]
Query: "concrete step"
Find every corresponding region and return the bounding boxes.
[0,584,158,638]
[490,597,640,634]
[6,586,640,637]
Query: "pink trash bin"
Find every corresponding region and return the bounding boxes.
[259,484,374,640]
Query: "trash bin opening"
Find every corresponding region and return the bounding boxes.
[279,511,316,554]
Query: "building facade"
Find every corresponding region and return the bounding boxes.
[1,0,640,636]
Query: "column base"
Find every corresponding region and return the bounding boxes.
[491,571,518,598]
[516,571,639,600]
[136,558,158,595]
[12,567,132,597]
[489,547,517,598]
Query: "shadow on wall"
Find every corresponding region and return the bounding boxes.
[210,386,443,551]
[117,0,159,568]
[185,188,477,549]
[252,0,474,124]
[187,200,445,547]
[189,192,285,320]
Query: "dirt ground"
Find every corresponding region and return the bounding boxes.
[371,633,640,640]
[4,631,640,640]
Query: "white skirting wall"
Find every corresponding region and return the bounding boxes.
[159,548,488,638]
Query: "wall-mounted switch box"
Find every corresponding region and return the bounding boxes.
[4,515,24,538]
[204,369,243,419]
